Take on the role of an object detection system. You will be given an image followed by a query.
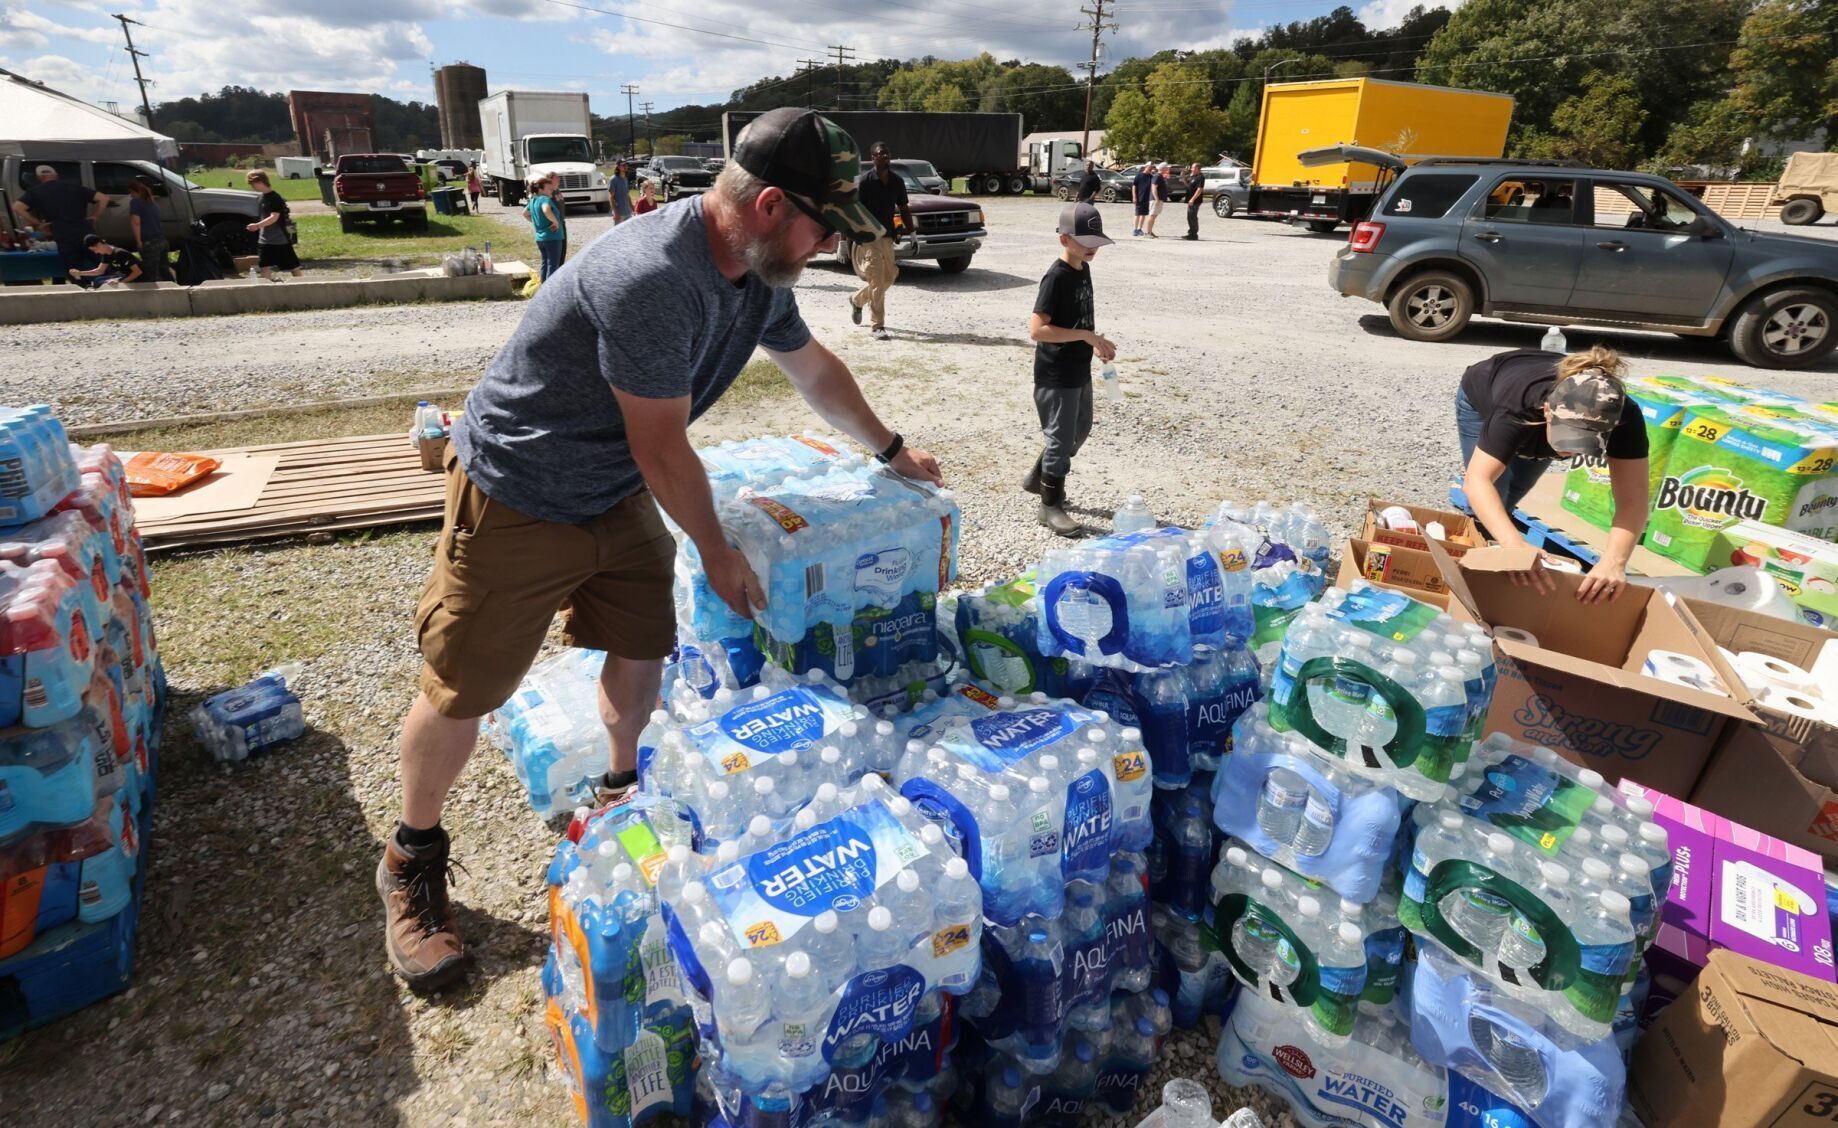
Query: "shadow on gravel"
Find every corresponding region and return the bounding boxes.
[1354,313,1838,373]
[889,329,1028,349]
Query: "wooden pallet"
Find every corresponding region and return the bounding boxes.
[1698,182,1781,221]
[134,432,445,552]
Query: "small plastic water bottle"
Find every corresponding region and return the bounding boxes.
[1099,362,1122,403]
[1540,325,1567,353]
[481,240,493,273]
[1113,495,1155,533]
[249,265,260,280]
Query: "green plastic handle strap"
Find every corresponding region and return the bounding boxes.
[1212,892,1321,1006]
[962,628,1035,694]
[1283,655,1433,774]
[1420,859,1579,992]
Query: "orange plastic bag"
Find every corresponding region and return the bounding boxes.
[124,451,221,497]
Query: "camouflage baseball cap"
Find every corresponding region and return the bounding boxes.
[732,108,883,243]
[1546,367,1627,455]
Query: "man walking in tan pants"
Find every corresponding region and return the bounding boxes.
[849,141,914,341]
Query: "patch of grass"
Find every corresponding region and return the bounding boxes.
[186,166,324,202]
[296,214,537,270]
[422,1021,476,1065]
[96,391,476,452]
[722,358,796,407]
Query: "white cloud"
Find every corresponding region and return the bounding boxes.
[1356,0,1462,30]
[9,51,94,89]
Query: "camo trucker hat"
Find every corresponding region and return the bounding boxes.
[733,108,882,243]
[1547,367,1627,455]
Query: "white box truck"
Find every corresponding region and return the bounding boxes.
[478,90,607,211]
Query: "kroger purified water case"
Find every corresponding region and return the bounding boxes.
[1646,405,1838,572]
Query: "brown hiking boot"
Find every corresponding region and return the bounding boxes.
[377,829,470,992]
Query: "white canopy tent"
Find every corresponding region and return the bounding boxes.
[0,67,178,163]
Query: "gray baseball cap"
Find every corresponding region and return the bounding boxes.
[1057,201,1112,248]
[1546,368,1627,455]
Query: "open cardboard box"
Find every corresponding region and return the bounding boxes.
[1684,597,1838,758]
[1361,497,1487,557]
[1335,538,1450,610]
[1427,541,1758,796]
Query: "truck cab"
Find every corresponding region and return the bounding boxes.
[1,156,262,253]
[1026,139,1084,194]
[517,134,605,210]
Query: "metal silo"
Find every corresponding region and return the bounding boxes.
[435,63,488,150]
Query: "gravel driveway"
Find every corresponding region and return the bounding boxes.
[7,195,1835,1127]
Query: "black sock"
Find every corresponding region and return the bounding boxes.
[396,820,443,849]
[601,769,638,791]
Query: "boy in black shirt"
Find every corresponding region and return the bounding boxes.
[1024,202,1115,536]
[67,234,141,287]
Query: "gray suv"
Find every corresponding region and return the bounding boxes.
[1327,154,1838,369]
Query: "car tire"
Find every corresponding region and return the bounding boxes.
[1304,219,1339,234]
[338,215,354,234]
[595,201,611,214]
[1006,175,1028,195]
[1728,286,1838,369]
[1214,195,1236,219]
[937,256,972,275]
[498,182,518,207]
[1100,187,1119,203]
[979,174,1003,195]
[411,211,430,232]
[1387,270,1475,342]
[1780,198,1824,226]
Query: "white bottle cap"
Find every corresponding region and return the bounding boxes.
[1639,823,1669,847]
[1486,833,1514,855]
[1119,727,1141,743]
[876,720,894,737]
[997,696,1016,709]
[649,709,669,723]
[1078,748,1098,765]
[612,862,634,884]
[780,750,799,769]
[1029,777,1050,794]
[1337,922,1361,944]
[1439,811,1463,830]
[1040,755,1060,773]
[668,844,691,864]
[839,721,858,738]
[816,782,839,803]
[726,958,754,985]
[754,776,776,797]
[699,921,726,944]
[897,869,920,892]
[1577,769,1605,791]
[814,910,840,934]
[1340,897,1360,918]
[989,783,1012,802]
[905,740,924,756]
[597,840,621,858]
[1226,846,1247,866]
[868,906,893,931]
[1600,824,1629,847]
[1599,890,1631,916]
[1128,494,1145,505]
[1619,853,1649,877]
[786,951,813,978]
[707,780,730,801]
[1297,896,1321,917]
[889,796,913,816]
[1086,727,1110,744]
[1261,870,1284,891]
[717,841,740,865]
[919,824,945,847]
[1625,795,1656,819]
[747,815,772,838]
[1582,858,1611,881]
[822,744,842,763]
[753,686,772,700]
[683,881,708,905]
[793,809,817,830]
[1540,861,1570,884]
[945,857,970,880]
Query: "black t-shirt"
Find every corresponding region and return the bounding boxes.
[20,179,97,229]
[1077,171,1101,201]
[1461,349,1648,462]
[1187,175,1204,209]
[99,249,141,276]
[1131,171,1154,202]
[855,169,907,236]
[1153,174,1169,201]
[1033,259,1095,388]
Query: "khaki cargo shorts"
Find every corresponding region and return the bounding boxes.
[415,446,676,719]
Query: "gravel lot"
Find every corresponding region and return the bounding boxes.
[7,195,1836,1127]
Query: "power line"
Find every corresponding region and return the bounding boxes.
[1078,0,1119,156]
[798,58,823,108]
[529,0,825,52]
[622,82,639,155]
[828,44,856,111]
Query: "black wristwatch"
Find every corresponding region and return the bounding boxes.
[876,433,904,464]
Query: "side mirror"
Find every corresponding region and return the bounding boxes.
[1688,215,1722,240]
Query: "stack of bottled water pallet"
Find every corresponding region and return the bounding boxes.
[1210,581,1666,1128]
[0,407,165,1041]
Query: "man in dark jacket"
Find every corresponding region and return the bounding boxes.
[11,165,106,273]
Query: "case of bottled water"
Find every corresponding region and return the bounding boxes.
[638,668,899,848]
[0,510,114,639]
[1033,525,1256,673]
[0,558,95,730]
[1410,941,1626,1128]
[486,648,617,815]
[1205,842,1398,1046]
[190,664,306,764]
[1212,702,1405,904]
[659,776,981,1102]
[1267,584,1495,803]
[893,696,1153,926]
[0,407,82,527]
[950,573,1095,700]
[1083,642,1262,790]
[542,800,697,1128]
[1153,901,1234,1030]
[1207,500,1332,658]
[964,979,1172,1124]
[1217,990,1449,1128]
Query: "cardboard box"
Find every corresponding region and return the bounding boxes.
[1713,520,1838,630]
[1336,538,1450,610]
[1361,497,1486,557]
[1682,597,1837,764]
[416,436,445,472]
[1692,725,1838,868]
[1427,541,1757,797]
[1631,951,1838,1128]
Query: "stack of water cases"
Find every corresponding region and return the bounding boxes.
[658,776,976,1127]
[1205,500,1334,666]
[543,800,699,1127]
[666,436,959,716]
[0,410,165,1040]
[1399,734,1670,1128]
[488,648,620,815]
[1210,581,1493,1127]
[891,677,1169,1124]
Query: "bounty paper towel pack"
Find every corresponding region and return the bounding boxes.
[1645,405,1838,573]
[1561,381,1715,531]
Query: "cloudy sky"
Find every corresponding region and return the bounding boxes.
[1,0,1453,117]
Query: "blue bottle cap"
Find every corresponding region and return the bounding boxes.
[1002,1066,1021,1087]
[1076,1040,1095,1062]
[1136,1017,1155,1036]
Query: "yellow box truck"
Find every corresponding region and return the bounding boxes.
[1250,77,1513,232]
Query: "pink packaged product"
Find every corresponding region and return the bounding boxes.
[1620,780,1837,1024]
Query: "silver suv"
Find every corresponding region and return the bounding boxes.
[1327,155,1838,369]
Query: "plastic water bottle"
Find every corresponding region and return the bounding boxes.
[1113,495,1155,533]
[1469,1011,1549,1103]
[716,958,773,1088]
[1099,362,1122,403]
[1160,1078,1213,1128]
[1256,767,1308,845]
[773,951,832,1091]
[934,857,982,990]
[248,265,260,280]
[1107,853,1152,992]
[1541,325,1567,353]
[481,239,493,272]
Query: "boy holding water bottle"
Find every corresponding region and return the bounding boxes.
[1024,201,1115,537]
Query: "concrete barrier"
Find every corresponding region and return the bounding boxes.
[0,270,522,324]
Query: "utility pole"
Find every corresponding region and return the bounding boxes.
[797,58,822,109]
[1076,0,1116,159]
[640,101,654,152]
[827,45,855,111]
[621,83,639,157]
[111,13,156,132]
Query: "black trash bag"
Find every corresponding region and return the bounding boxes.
[174,236,225,286]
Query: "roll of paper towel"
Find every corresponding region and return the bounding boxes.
[1732,651,1823,696]
[1642,650,1729,695]
[1378,505,1419,534]
[1495,627,1539,647]
[1752,683,1836,725]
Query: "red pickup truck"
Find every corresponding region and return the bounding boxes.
[333,154,427,232]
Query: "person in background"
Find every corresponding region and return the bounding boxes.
[1183,161,1204,240]
[127,176,169,282]
[1025,202,1116,537]
[244,171,302,280]
[466,163,482,212]
[67,234,140,287]
[11,164,104,275]
[1145,161,1170,238]
[609,161,633,224]
[1129,163,1153,237]
[633,180,659,215]
[1076,160,1101,203]
[1458,344,1647,603]
[849,141,912,342]
[529,172,567,281]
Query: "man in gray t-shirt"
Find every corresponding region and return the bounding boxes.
[378,109,943,993]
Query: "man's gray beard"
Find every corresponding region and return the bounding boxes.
[726,211,805,287]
